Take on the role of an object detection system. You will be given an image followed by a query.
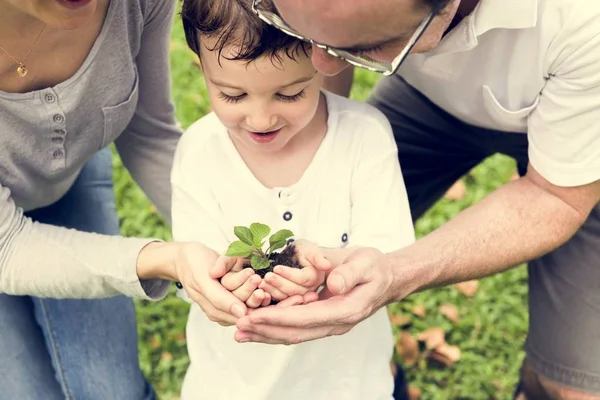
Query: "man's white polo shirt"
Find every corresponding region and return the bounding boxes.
[400,0,600,187]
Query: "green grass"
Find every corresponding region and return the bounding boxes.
[114,14,528,400]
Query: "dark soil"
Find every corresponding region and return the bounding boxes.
[244,244,302,278]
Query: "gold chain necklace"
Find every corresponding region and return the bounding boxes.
[0,23,47,78]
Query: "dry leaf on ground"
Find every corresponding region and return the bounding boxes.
[417,327,445,350]
[439,303,460,324]
[454,280,479,297]
[444,180,467,200]
[408,386,422,400]
[396,331,420,367]
[390,313,412,327]
[428,343,461,366]
[412,305,426,318]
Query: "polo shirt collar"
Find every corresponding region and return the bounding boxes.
[430,0,538,56]
[473,0,538,36]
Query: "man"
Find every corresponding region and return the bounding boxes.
[230,0,600,399]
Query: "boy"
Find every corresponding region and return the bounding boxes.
[172,0,415,398]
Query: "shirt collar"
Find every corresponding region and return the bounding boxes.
[473,0,538,36]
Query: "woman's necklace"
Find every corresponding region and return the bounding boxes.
[0,22,47,78]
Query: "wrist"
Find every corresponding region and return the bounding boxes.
[385,246,435,302]
[136,241,181,281]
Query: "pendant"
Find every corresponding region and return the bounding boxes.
[16,64,27,78]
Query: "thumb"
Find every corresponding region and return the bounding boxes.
[210,256,241,279]
[326,256,368,295]
[295,240,332,272]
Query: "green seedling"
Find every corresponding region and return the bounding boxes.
[225,222,294,271]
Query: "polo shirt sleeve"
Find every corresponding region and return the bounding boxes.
[347,108,415,253]
[527,8,600,187]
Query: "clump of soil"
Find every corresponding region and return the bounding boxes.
[243,244,302,279]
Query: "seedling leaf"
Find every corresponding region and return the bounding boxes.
[269,240,287,253]
[269,229,293,249]
[234,226,254,246]
[250,223,270,248]
[225,241,253,257]
[250,254,271,270]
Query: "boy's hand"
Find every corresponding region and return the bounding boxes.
[220,269,272,308]
[260,240,332,300]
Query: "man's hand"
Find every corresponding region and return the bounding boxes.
[234,246,396,345]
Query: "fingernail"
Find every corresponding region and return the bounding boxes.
[231,304,244,318]
[333,275,345,294]
[239,338,250,343]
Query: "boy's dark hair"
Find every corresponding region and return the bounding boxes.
[181,0,309,65]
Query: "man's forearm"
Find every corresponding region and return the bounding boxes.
[387,178,585,300]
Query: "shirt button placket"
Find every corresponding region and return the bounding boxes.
[44,89,67,170]
[278,189,296,227]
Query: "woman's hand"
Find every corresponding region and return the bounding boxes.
[175,243,255,326]
[137,241,251,326]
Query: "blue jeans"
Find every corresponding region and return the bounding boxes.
[0,147,155,400]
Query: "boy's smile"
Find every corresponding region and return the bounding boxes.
[247,128,282,144]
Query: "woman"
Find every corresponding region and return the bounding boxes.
[0,0,191,398]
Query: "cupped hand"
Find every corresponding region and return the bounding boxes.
[259,239,332,301]
[234,246,398,344]
[220,268,272,308]
[175,243,249,326]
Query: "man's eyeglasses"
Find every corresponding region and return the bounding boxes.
[252,0,438,76]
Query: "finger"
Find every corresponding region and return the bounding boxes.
[234,322,351,345]
[260,292,272,307]
[191,292,238,326]
[231,274,262,302]
[221,269,254,291]
[272,265,318,287]
[246,288,266,308]
[196,276,248,319]
[264,272,309,296]
[317,286,335,300]
[276,294,307,308]
[234,330,287,345]
[244,295,358,327]
[258,280,289,301]
[210,256,245,279]
[326,256,370,295]
[295,240,332,272]
[302,291,320,304]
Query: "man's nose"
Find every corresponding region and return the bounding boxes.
[311,45,351,76]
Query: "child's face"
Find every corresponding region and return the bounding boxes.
[200,38,323,155]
